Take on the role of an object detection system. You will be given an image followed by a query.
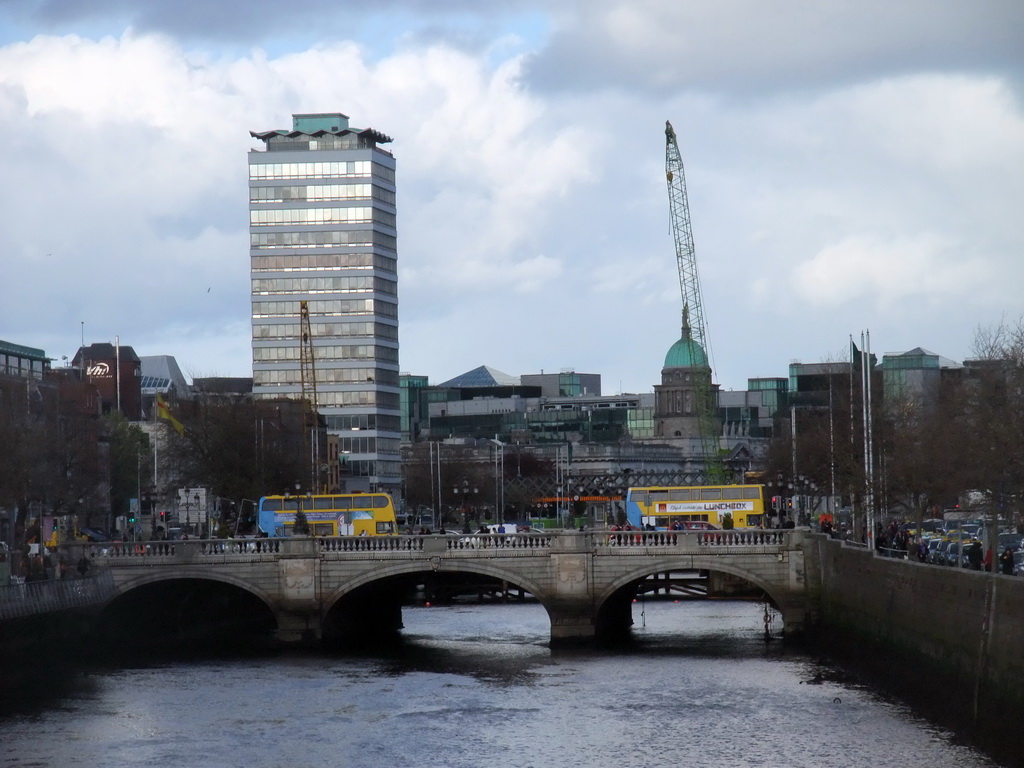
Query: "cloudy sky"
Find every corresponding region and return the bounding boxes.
[2,1,1022,394]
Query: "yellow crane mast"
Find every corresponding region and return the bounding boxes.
[299,300,321,491]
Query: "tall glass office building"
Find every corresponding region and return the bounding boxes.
[249,112,401,494]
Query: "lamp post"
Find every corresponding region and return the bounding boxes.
[182,491,200,539]
[453,480,478,532]
[490,438,505,524]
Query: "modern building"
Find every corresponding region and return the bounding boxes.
[249,112,401,494]
[139,355,192,418]
[521,371,601,398]
[881,347,962,405]
[0,339,49,380]
[71,342,142,420]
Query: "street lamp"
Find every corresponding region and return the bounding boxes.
[490,438,505,524]
[182,491,200,539]
[453,480,478,532]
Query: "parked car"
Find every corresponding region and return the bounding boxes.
[998,532,1023,556]
[960,541,984,569]
[932,538,953,565]
[1013,550,1024,577]
[944,542,962,568]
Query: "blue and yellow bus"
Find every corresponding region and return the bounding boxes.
[257,493,399,537]
[625,484,766,529]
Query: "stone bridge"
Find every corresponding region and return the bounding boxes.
[62,529,811,646]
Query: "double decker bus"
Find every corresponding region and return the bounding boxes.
[257,493,399,537]
[625,484,766,530]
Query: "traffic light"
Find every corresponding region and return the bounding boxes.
[771,496,780,512]
[786,498,794,511]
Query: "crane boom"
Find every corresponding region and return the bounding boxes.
[665,120,725,483]
[665,121,711,360]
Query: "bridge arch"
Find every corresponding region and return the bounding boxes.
[319,560,553,644]
[110,568,278,609]
[322,561,548,608]
[101,570,280,650]
[596,554,803,637]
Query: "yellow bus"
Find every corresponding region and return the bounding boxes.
[625,484,766,529]
[257,493,399,537]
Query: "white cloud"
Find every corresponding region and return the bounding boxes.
[0,5,1022,396]
[794,234,988,308]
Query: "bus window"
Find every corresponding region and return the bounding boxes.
[263,499,283,511]
[722,488,742,499]
[700,488,722,500]
[333,496,352,510]
[668,489,692,500]
[373,495,389,508]
[314,497,335,510]
[743,487,761,499]
[376,521,395,534]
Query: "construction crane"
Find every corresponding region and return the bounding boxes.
[299,300,321,491]
[664,120,726,483]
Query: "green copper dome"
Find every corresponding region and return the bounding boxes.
[663,308,709,369]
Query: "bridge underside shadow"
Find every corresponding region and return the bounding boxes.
[593,567,785,645]
[98,578,278,653]
[321,570,539,648]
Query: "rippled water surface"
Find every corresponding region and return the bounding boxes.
[0,601,1000,768]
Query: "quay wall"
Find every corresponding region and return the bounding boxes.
[807,534,1024,763]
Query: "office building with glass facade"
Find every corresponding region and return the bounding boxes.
[249,112,401,494]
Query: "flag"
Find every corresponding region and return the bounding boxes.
[850,337,875,372]
[156,394,184,436]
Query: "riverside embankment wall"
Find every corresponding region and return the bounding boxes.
[807,535,1024,763]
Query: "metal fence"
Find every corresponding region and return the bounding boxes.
[0,570,116,621]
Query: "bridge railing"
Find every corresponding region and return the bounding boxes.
[0,570,116,620]
[597,529,793,549]
[59,529,796,567]
[320,532,556,554]
[63,539,286,563]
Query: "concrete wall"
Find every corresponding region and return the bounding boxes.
[809,535,1024,762]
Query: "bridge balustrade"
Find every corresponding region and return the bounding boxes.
[444,533,554,551]
[63,529,793,569]
[320,536,423,553]
[599,530,791,548]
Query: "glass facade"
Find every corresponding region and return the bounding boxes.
[0,340,49,380]
[249,113,400,494]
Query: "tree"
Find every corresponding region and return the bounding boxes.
[959,318,1024,527]
[106,412,153,520]
[161,397,308,507]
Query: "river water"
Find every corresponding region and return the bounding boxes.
[0,600,1001,768]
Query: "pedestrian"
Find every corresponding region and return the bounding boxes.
[967,542,982,570]
[999,547,1014,575]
